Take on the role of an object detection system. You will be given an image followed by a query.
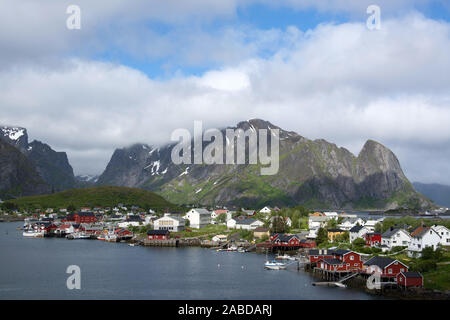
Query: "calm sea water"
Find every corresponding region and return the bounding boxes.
[0,222,379,300]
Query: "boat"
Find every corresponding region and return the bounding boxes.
[237,247,246,253]
[23,228,45,238]
[105,232,118,242]
[66,232,90,240]
[226,245,238,251]
[275,254,296,261]
[264,260,287,270]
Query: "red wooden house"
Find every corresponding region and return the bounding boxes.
[396,272,423,287]
[364,256,408,277]
[67,212,97,224]
[147,230,170,240]
[309,249,362,271]
[308,249,335,264]
[365,233,381,246]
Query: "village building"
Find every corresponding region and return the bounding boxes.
[407,226,442,258]
[154,214,185,232]
[365,232,382,246]
[381,227,411,249]
[431,225,450,246]
[234,218,264,230]
[212,234,228,243]
[315,249,363,272]
[66,212,97,224]
[349,225,370,243]
[259,206,272,214]
[211,209,228,220]
[338,217,365,231]
[396,271,423,288]
[327,228,345,241]
[184,208,211,229]
[253,227,270,239]
[363,256,408,277]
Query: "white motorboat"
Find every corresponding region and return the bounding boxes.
[23,229,45,238]
[264,260,287,270]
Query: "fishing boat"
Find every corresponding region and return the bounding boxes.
[67,232,90,240]
[226,245,238,251]
[105,232,118,242]
[23,228,45,238]
[275,254,296,261]
[264,260,287,270]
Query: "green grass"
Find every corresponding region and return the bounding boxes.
[422,264,450,291]
[6,186,179,212]
[172,224,229,239]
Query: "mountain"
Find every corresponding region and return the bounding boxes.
[0,127,77,192]
[97,119,433,210]
[413,182,450,208]
[0,139,51,198]
[7,186,179,211]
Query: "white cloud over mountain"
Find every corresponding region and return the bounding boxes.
[0,2,449,185]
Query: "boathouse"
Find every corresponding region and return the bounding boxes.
[147,230,170,240]
[363,256,408,277]
[396,271,423,288]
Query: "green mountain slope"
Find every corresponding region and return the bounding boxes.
[6,186,178,211]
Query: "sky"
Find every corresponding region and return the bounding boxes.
[1,0,450,184]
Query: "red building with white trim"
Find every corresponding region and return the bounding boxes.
[396,271,423,287]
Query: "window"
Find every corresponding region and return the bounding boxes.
[388,269,393,274]
[350,256,354,261]
[400,268,404,272]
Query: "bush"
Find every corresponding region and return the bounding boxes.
[410,259,437,273]
[353,238,366,247]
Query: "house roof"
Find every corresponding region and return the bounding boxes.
[147,230,170,235]
[363,256,407,269]
[331,249,351,256]
[236,218,259,225]
[400,271,422,278]
[192,208,210,215]
[276,234,299,242]
[349,225,365,233]
[327,228,344,233]
[410,225,426,237]
[319,258,343,265]
[381,228,404,238]
[254,227,269,232]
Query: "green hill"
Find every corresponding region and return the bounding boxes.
[6,186,179,212]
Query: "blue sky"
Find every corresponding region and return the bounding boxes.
[90,1,450,79]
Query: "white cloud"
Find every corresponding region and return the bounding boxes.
[1,12,450,184]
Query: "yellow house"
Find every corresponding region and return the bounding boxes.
[327,229,345,241]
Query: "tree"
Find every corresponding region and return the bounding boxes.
[67,204,76,213]
[353,238,366,247]
[217,214,227,224]
[316,227,328,245]
[271,216,287,233]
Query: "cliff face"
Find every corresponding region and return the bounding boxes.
[0,139,51,198]
[97,119,433,210]
[0,127,77,192]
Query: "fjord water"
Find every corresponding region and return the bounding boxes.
[0,222,377,300]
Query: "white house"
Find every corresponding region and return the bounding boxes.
[338,217,365,231]
[227,218,237,229]
[211,209,228,220]
[363,219,383,232]
[349,225,370,243]
[183,208,211,229]
[259,206,272,214]
[408,227,442,258]
[154,214,186,232]
[234,218,264,230]
[431,225,450,246]
[323,212,338,219]
[381,228,411,249]
[212,234,228,243]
